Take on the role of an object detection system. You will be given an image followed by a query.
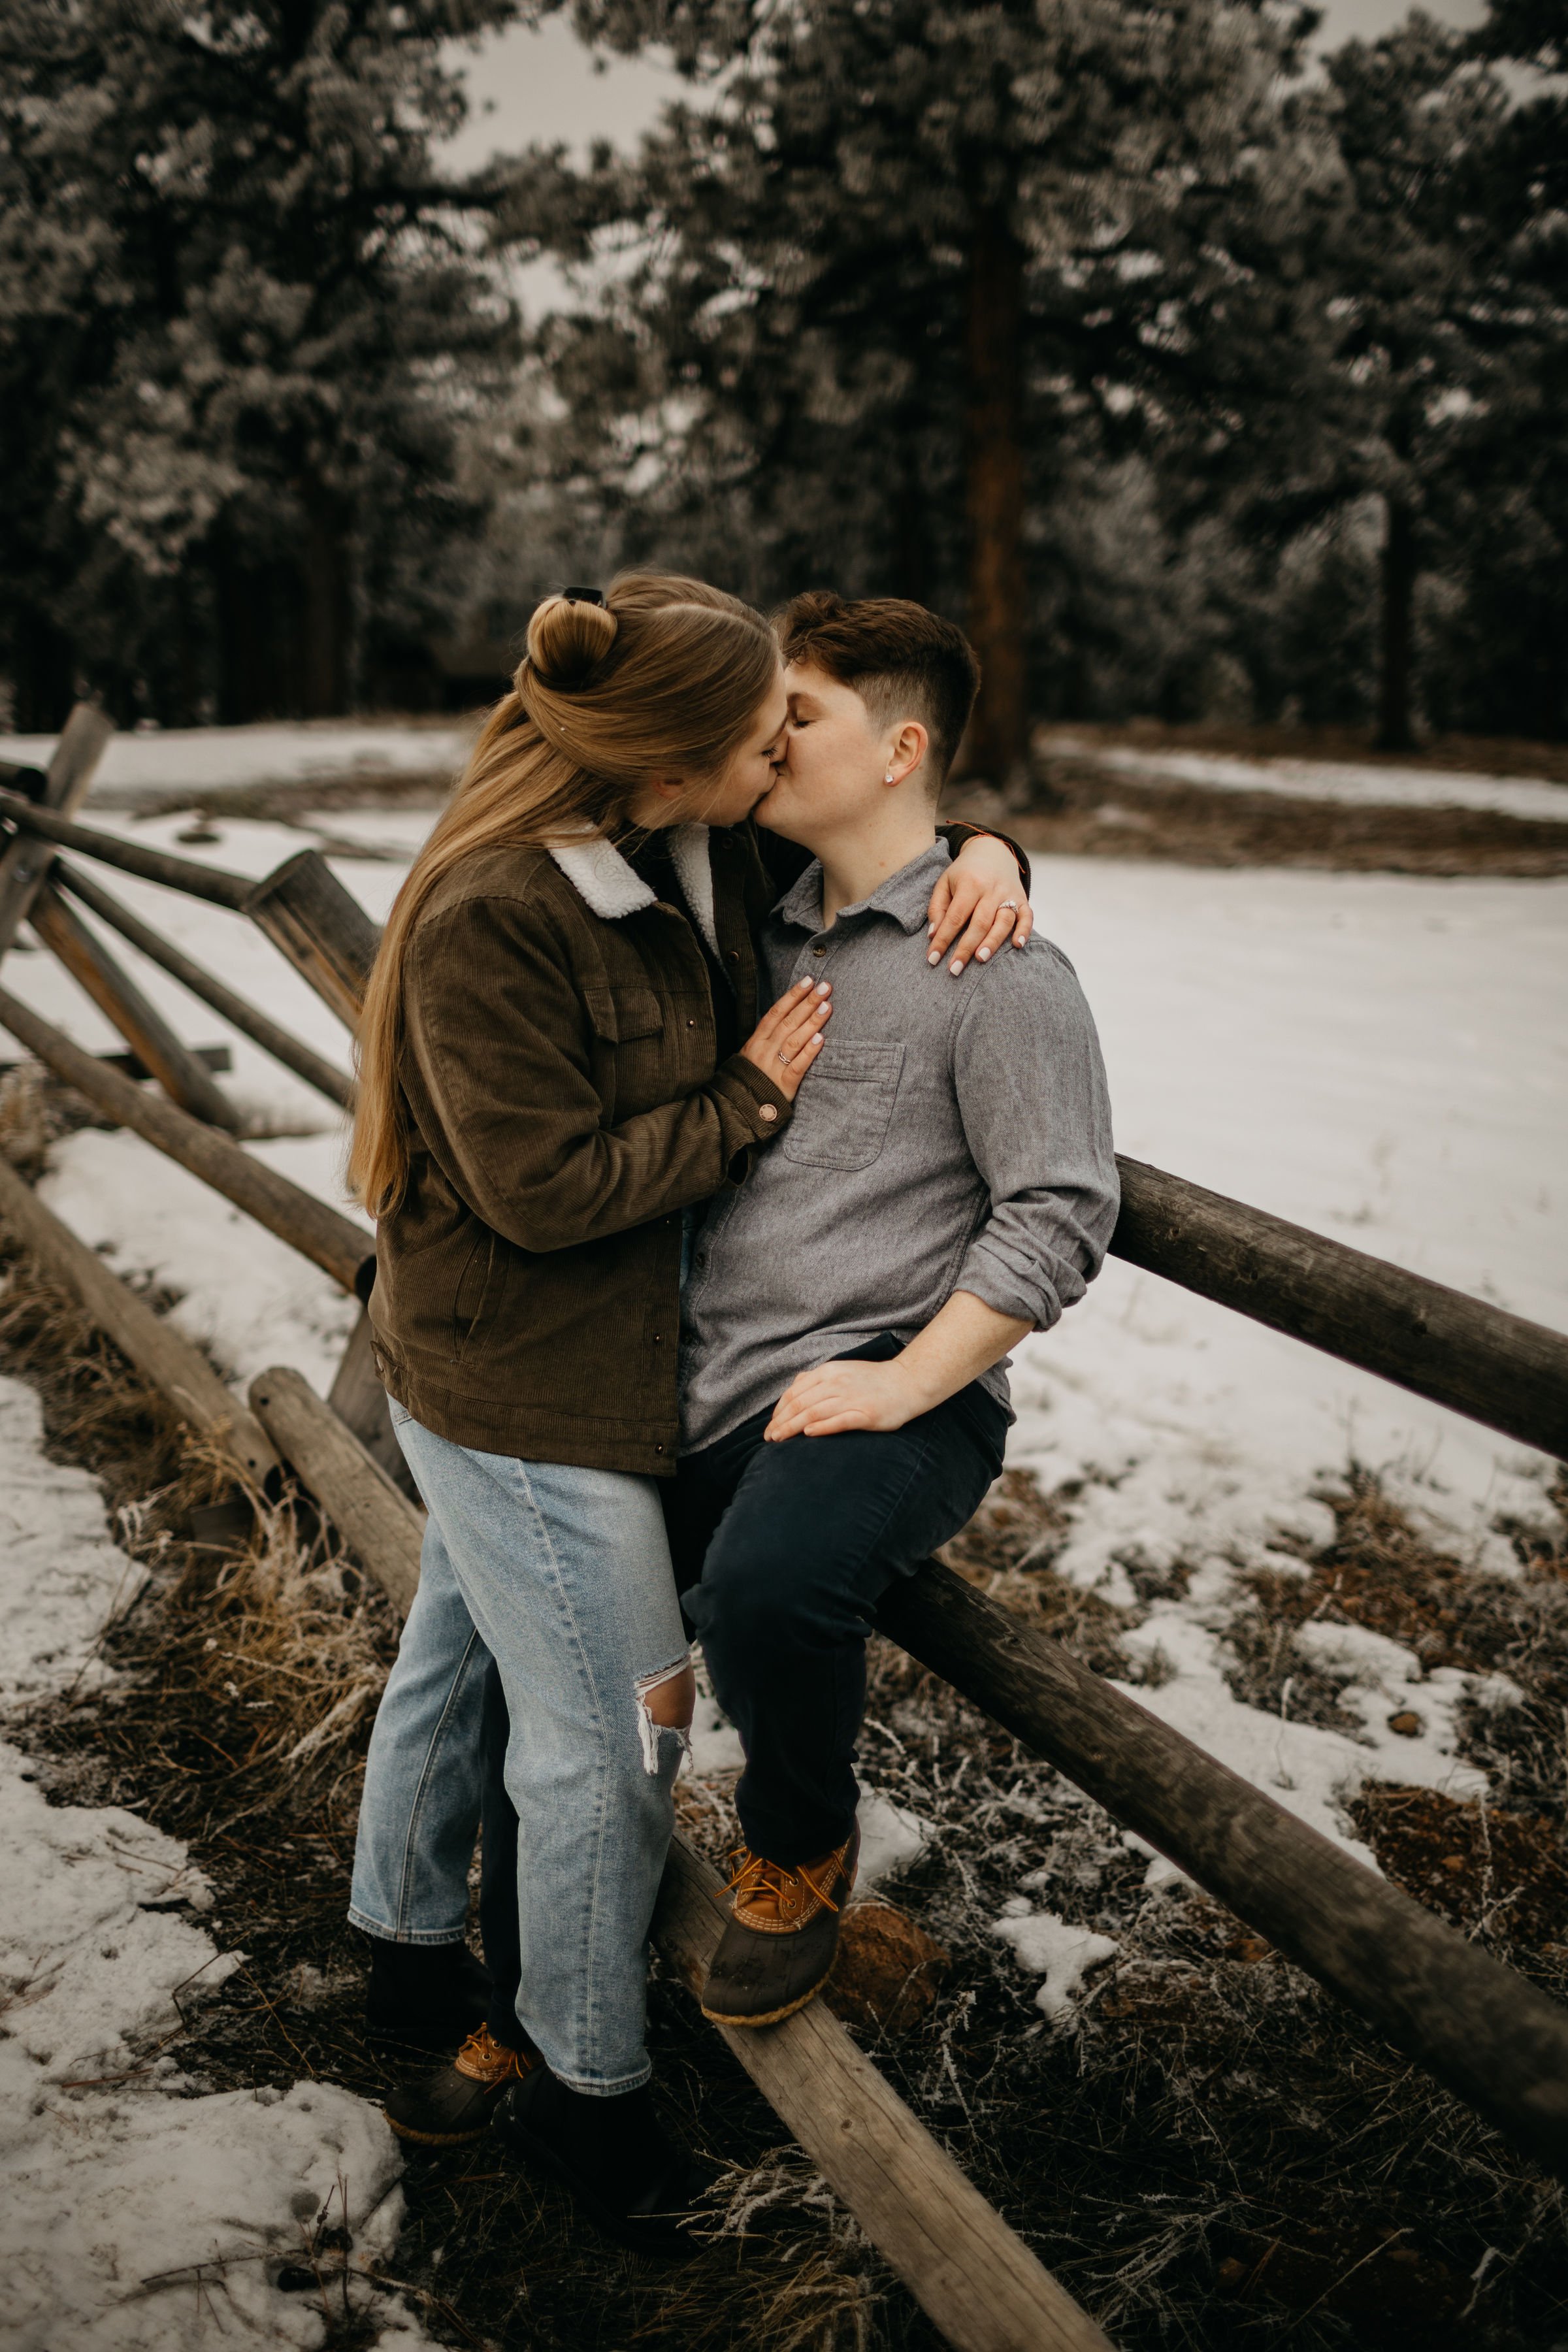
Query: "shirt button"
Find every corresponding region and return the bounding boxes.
[759,1103,777,1123]
[811,944,827,957]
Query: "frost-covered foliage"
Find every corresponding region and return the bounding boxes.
[0,0,520,728]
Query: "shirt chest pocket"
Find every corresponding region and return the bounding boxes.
[782,1039,906,1171]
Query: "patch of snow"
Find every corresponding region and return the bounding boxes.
[1049,738,1568,826]
[0,1380,146,1702]
[855,1786,930,1891]
[991,1902,1120,2019]
[0,1371,423,2351]
[0,2078,423,2352]
[4,722,470,804]
[686,1688,744,1777]
[1115,1607,1486,1865]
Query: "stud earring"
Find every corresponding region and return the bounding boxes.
[884,770,894,783]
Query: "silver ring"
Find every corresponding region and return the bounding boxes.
[1000,898,1019,911]
[777,1049,791,1065]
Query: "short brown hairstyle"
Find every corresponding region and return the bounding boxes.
[774,591,981,789]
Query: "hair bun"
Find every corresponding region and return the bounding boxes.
[526,593,619,691]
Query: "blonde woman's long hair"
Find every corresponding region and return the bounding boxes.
[349,573,779,1220]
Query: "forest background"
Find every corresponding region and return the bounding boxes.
[3,0,1563,782]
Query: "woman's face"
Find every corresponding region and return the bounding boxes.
[635,666,789,830]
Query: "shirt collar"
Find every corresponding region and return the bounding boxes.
[773,838,950,936]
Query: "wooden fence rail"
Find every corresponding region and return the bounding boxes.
[0,982,369,1292]
[879,1565,1568,2181]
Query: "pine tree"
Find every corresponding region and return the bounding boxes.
[0,0,518,726]
[500,0,1328,778]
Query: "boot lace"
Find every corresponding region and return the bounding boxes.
[725,1842,842,1922]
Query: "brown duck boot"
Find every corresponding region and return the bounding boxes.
[700,1824,859,2028]
[384,2023,538,2146]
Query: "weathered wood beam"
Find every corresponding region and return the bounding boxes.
[248,1363,421,1616]
[56,859,354,1111]
[655,1834,1113,2352]
[878,1560,1568,2182]
[1111,1157,1568,1462]
[244,850,383,1032]
[246,1361,1113,2352]
[31,880,244,1132]
[0,785,255,909]
[0,1155,278,1483]
[0,706,115,954]
[0,982,369,1292]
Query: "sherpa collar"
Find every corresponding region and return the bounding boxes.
[546,825,722,961]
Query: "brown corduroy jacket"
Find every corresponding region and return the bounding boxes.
[368,819,1024,1474]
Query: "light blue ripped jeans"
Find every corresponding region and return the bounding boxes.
[349,1406,689,2093]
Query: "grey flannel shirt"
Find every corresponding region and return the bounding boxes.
[678,839,1119,1453]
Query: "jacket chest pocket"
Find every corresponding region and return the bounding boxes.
[782,1039,905,1171]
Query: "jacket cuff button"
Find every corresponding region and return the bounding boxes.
[758,1103,777,1123]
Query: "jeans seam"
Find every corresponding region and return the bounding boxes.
[509,1458,613,2072]
[395,1624,487,1938]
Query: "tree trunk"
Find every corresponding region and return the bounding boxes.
[1375,491,1417,753]
[963,205,1029,789]
[299,492,352,717]
[12,612,77,734]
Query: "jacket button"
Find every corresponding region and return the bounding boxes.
[727,949,740,962]
[653,1333,662,1344]
[655,1443,666,1454]
[759,1103,777,1123]
[687,1017,695,1028]
[812,944,827,956]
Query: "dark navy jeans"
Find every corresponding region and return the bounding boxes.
[663,1337,1008,1867]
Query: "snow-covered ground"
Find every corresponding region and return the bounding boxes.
[0,1379,428,2351]
[1043,735,1568,826]
[3,722,471,805]
[1,757,1564,2025]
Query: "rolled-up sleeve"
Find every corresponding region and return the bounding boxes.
[950,942,1119,1330]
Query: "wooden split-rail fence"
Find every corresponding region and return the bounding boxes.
[1,710,1566,2352]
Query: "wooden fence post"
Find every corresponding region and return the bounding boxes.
[244,851,383,1031]
[56,860,354,1111]
[0,704,115,955]
[30,880,244,1131]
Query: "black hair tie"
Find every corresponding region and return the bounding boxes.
[561,585,605,606]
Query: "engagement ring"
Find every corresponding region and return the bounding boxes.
[1000,898,1019,911]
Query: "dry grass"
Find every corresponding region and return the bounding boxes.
[3,1213,1568,2349]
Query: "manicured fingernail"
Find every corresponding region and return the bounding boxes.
[977,947,990,962]
[950,958,964,973]
[928,950,941,965]
[816,981,830,994]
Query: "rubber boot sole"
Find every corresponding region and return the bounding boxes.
[385,2112,495,2147]
[700,1971,831,2029]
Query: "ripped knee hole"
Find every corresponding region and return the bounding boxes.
[633,1656,695,1772]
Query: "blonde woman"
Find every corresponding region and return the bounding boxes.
[346,576,1028,2253]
